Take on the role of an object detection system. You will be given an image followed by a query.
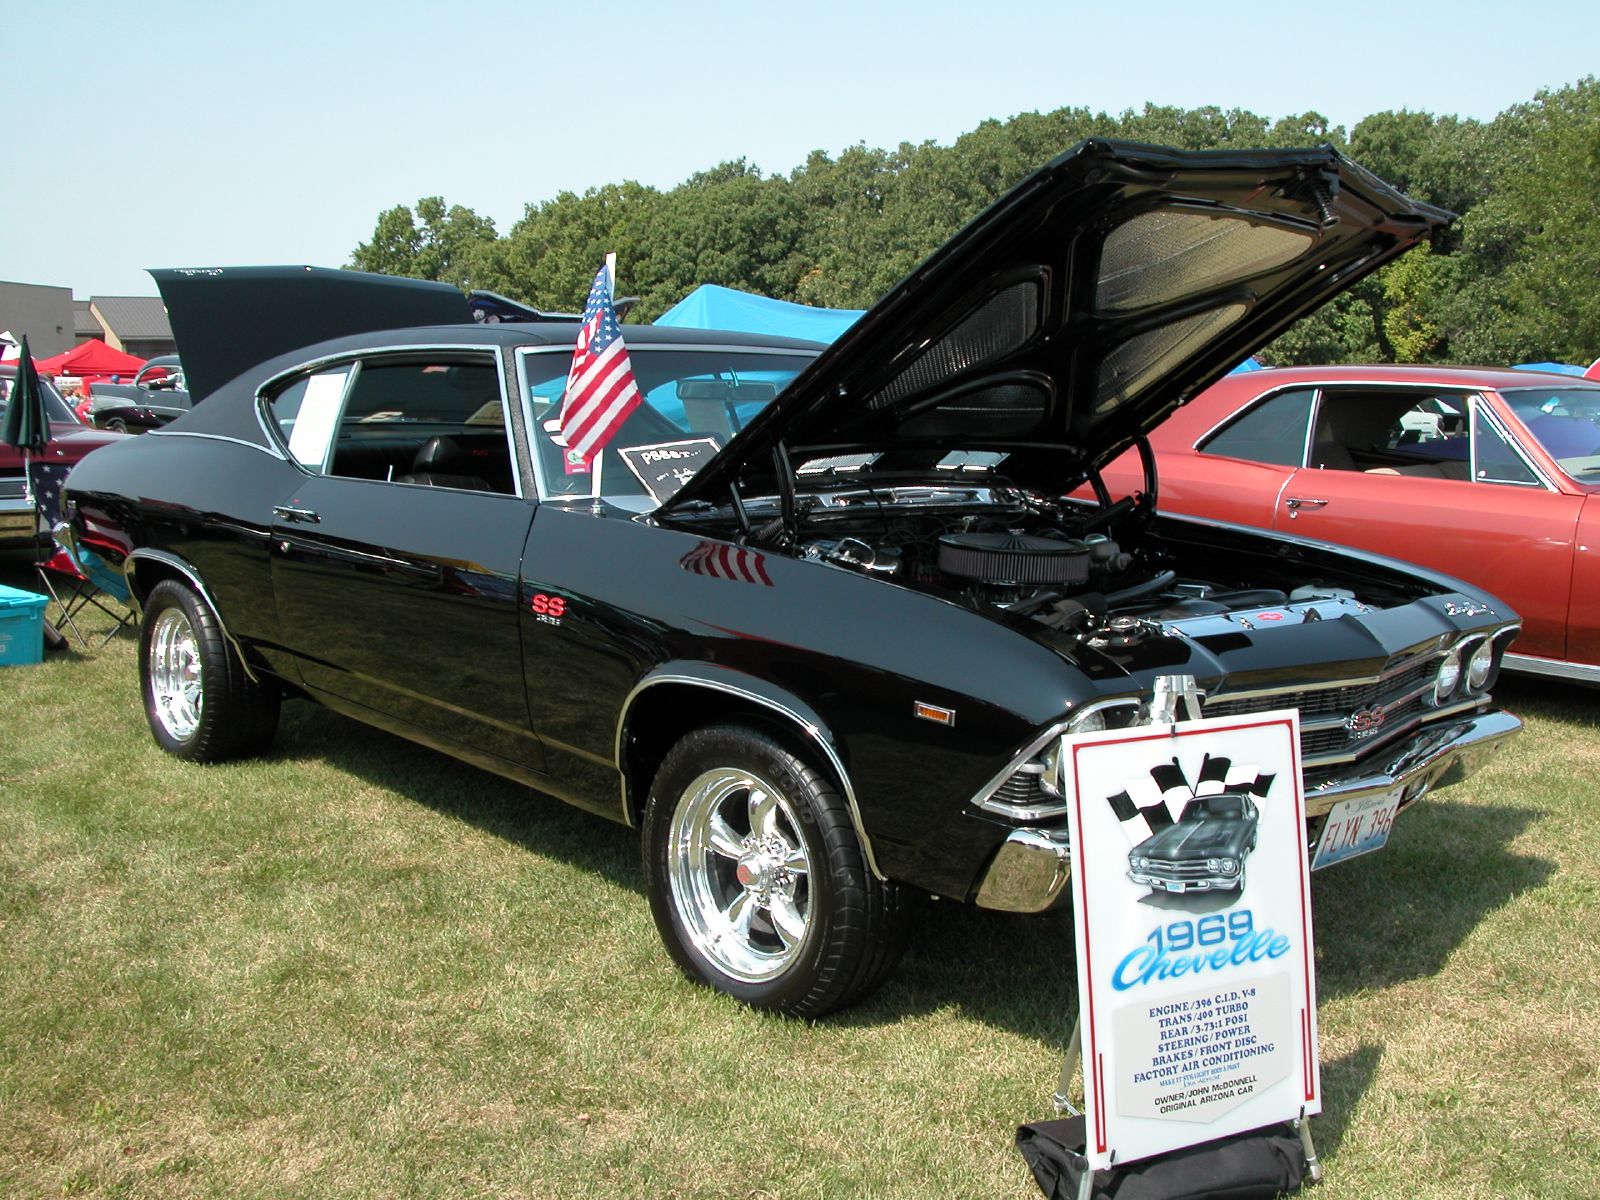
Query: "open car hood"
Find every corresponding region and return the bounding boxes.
[150,266,471,404]
[661,140,1449,513]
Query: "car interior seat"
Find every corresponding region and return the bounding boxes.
[399,436,493,491]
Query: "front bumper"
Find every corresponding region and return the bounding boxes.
[973,709,1522,913]
[1127,869,1242,893]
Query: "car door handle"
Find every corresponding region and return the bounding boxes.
[1284,497,1328,518]
[273,504,321,524]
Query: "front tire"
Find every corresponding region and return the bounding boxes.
[642,723,911,1017]
[140,579,280,762]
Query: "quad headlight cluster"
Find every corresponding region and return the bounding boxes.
[1432,627,1516,706]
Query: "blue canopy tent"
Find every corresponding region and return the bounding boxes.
[1513,362,1587,376]
[655,285,862,343]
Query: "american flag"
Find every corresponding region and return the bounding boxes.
[557,264,641,475]
[680,541,774,586]
[29,461,71,532]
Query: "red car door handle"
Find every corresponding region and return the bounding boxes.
[1285,497,1328,518]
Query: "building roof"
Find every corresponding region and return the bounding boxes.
[89,295,171,340]
[72,300,99,338]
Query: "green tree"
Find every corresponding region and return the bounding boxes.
[350,197,498,291]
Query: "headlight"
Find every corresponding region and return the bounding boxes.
[1133,856,1148,869]
[1467,639,1494,690]
[1072,709,1107,734]
[1433,647,1463,704]
[1206,858,1220,871]
[1220,859,1238,874]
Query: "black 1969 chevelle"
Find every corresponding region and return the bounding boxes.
[62,141,1522,1016]
[1128,791,1260,896]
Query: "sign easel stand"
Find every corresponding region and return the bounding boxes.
[1049,1017,1324,1197]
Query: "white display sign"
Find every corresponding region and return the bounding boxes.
[286,368,351,469]
[1065,711,1319,1170]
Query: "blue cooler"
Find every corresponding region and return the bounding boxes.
[0,584,48,666]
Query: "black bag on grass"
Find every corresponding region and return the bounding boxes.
[1015,1114,1307,1200]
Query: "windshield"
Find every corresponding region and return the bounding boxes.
[521,346,815,502]
[1502,385,1600,479]
[0,373,79,425]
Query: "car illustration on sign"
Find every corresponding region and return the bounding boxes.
[1128,790,1260,896]
[62,141,1522,1016]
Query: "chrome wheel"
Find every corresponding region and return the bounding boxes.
[148,607,203,742]
[666,766,813,983]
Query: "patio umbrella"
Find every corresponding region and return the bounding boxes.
[2,334,52,494]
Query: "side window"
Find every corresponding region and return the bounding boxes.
[1472,403,1540,486]
[267,355,517,495]
[270,366,352,471]
[1199,388,1314,466]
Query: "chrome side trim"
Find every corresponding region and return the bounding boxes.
[144,430,282,456]
[1503,652,1600,685]
[124,548,259,683]
[615,672,885,880]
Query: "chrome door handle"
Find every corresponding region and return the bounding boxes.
[1284,497,1328,519]
[273,504,321,524]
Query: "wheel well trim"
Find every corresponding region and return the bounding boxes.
[616,668,886,881]
[125,548,260,683]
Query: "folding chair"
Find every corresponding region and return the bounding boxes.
[36,536,134,649]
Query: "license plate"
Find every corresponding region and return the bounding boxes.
[1165,881,1184,893]
[1312,789,1401,870]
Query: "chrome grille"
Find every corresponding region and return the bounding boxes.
[0,473,26,500]
[993,770,1048,807]
[1141,859,1215,879]
[1204,652,1441,764]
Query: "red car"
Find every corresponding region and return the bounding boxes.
[0,365,126,548]
[1095,365,1600,683]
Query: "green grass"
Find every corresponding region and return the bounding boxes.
[1,562,1597,1198]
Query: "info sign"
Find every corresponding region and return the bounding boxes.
[1065,710,1319,1170]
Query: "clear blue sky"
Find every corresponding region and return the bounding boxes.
[5,0,1594,298]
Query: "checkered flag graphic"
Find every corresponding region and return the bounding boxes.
[1105,754,1276,848]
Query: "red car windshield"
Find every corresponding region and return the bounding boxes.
[0,373,79,424]
[1503,385,1600,477]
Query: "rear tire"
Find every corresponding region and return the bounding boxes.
[642,723,912,1017]
[140,579,279,762]
[105,417,127,433]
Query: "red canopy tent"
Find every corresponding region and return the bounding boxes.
[32,338,147,385]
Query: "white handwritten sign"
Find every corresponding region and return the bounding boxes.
[619,438,721,502]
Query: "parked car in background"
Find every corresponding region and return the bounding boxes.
[1095,365,1600,684]
[63,142,1521,1016]
[87,355,191,433]
[0,365,126,547]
